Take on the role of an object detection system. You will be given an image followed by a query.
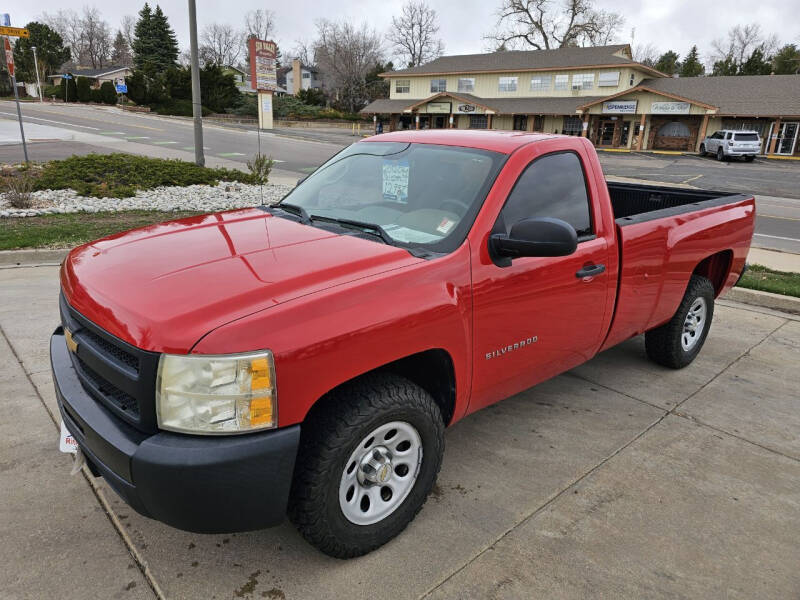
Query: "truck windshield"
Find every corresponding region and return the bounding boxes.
[278,142,505,253]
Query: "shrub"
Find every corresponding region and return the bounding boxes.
[60,76,77,102]
[90,88,103,103]
[33,153,253,198]
[43,84,63,100]
[152,99,211,117]
[246,153,274,185]
[76,76,92,102]
[1,169,37,208]
[296,88,326,106]
[100,81,118,105]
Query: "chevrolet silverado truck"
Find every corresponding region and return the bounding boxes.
[52,130,755,558]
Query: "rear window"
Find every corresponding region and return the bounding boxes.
[734,133,759,141]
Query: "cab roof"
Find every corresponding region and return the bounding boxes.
[362,129,558,154]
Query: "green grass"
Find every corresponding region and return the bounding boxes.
[30,153,254,198]
[736,264,800,298]
[0,210,204,250]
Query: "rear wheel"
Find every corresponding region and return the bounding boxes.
[716,147,726,161]
[645,275,715,369]
[289,373,444,558]
[698,143,706,156]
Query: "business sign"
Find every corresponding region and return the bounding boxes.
[602,100,637,114]
[4,37,13,77]
[0,25,28,37]
[1,14,10,26]
[426,102,451,113]
[651,101,691,114]
[248,38,278,91]
[115,83,127,94]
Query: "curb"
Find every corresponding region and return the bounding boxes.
[724,287,800,315]
[0,248,68,267]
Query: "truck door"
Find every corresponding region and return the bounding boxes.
[469,150,611,412]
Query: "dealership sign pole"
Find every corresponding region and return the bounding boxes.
[4,35,28,163]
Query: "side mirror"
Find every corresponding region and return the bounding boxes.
[490,217,578,260]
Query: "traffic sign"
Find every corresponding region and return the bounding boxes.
[4,36,14,77]
[62,73,73,79]
[115,83,128,94]
[0,26,28,38]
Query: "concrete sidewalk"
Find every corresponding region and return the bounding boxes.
[1,265,799,599]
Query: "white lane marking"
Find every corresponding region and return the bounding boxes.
[152,141,178,145]
[0,111,100,130]
[753,233,800,242]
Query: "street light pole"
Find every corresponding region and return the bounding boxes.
[187,0,205,167]
[31,45,43,102]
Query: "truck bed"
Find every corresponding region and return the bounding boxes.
[608,181,747,224]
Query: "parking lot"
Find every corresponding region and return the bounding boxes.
[2,262,799,599]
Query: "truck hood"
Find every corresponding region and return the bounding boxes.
[62,208,422,353]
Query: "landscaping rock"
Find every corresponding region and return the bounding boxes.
[0,181,293,218]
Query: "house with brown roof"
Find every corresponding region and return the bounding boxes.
[361,45,800,156]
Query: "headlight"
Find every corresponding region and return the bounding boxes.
[156,351,276,434]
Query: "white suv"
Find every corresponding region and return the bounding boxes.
[700,130,761,162]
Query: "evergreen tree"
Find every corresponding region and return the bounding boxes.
[679,46,704,77]
[76,76,92,102]
[655,50,680,76]
[111,30,132,66]
[739,45,772,75]
[772,44,800,74]
[12,22,71,81]
[132,4,177,75]
[712,56,738,76]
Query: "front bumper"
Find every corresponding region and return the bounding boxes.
[51,328,300,533]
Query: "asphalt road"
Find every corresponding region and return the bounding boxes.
[0,101,343,175]
[2,103,797,253]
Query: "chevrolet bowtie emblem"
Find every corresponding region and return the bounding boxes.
[64,328,79,353]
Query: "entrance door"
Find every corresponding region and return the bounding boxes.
[433,115,446,129]
[777,122,799,155]
[513,115,528,131]
[598,120,616,146]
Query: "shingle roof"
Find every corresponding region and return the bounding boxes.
[53,65,130,78]
[641,75,800,117]
[361,93,603,116]
[384,44,662,77]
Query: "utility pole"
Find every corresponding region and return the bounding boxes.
[187,0,205,166]
[31,45,43,102]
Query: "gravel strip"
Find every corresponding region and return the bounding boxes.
[0,181,293,218]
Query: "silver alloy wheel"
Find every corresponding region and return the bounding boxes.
[339,421,423,526]
[681,297,707,351]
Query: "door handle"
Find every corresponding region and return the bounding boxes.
[576,264,606,279]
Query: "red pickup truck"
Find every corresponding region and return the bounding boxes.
[52,131,754,558]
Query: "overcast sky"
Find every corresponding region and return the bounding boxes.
[6,0,796,66]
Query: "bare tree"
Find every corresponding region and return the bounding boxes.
[388,1,444,67]
[244,9,275,41]
[632,42,659,67]
[80,7,113,68]
[41,9,82,67]
[120,15,136,49]
[711,24,779,66]
[292,40,313,66]
[486,0,624,50]
[200,23,243,66]
[312,19,384,112]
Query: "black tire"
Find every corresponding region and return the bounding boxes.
[645,275,715,369]
[699,143,706,156]
[288,373,444,558]
[716,147,725,162]
[745,155,755,162]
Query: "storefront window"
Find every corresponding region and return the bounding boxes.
[458,78,475,92]
[657,121,691,137]
[498,77,518,92]
[430,78,447,93]
[554,75,569,90]
[513,115,527,131]
[563,116,583,135]
[530,75,551,91]
[469,115,488,129]
[395,80,410,94]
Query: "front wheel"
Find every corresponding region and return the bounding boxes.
[289,373,444,558]
[645,275,715,369]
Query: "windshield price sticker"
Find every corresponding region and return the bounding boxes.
[436,218,455,234]
[382,160,409,203]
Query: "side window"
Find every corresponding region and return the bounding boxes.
[498,152,593,238]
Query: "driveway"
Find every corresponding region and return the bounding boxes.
[1,263,799,599]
